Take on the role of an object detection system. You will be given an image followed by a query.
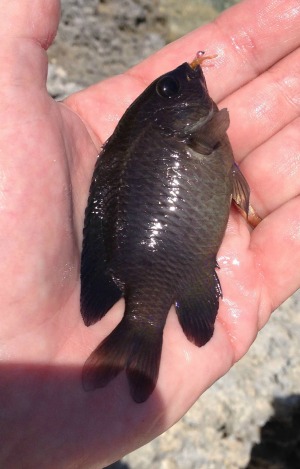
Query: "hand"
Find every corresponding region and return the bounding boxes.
[0,0,299,467]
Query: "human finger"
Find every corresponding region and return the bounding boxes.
[239,117,300,219]
[0,0,60,89]
[250,196,300,313]
[222,46,300,161]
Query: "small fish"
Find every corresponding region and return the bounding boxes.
[80,51,250,403]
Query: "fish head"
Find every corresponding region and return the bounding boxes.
[145,62,216,136]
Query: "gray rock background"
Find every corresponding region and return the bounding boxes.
[47,1,300,468]
[47,0,235,98]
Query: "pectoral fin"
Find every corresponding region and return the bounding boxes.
[188,108,230,155]
[231,163,250,217]
[231,163,262,227]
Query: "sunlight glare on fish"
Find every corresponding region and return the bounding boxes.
[148,219,163,248]
[167,165,180,211]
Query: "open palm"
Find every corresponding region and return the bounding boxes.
[1,0,299,467]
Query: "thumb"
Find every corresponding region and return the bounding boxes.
[0,0,60,90]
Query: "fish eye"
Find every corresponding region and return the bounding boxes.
[156,76,181,98]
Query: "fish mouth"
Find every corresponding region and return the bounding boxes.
[183,51,217,133]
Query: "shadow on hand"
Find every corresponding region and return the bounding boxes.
[0,362,164,468]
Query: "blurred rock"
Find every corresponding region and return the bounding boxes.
[48,0,166,88]
[47,63,83,100]
[157,0,218,42]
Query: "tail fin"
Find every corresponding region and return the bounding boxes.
[82,316,163,403]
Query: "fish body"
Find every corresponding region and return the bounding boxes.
[80,58,250,403]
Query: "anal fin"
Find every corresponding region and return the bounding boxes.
[175,270,222,347]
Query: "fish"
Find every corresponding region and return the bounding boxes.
[80,51,250,403]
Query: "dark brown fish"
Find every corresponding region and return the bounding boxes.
[80,52,250,403]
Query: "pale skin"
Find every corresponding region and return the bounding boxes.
[0,0,299,467]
